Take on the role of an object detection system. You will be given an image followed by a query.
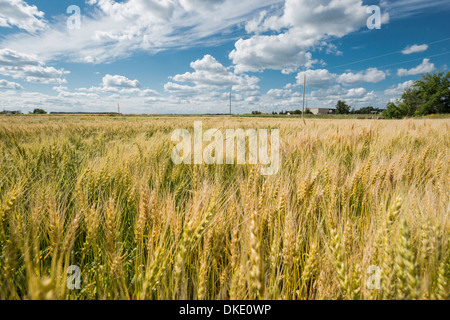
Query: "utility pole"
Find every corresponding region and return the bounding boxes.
[118,103,120,115]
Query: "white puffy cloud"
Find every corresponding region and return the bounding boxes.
[179,0,226,11]
[397,59,435,77]
[164,82,200,97]
[230,32,316,74]
[172,55,236,87]
[2,0,281,63]
[311,85,369,100]
[231,0,390,73]
[0,79,23,90]
[337,68,386,86]
[75,73,158,97]
[246,0,372,36]
[0,0,46,33]
[295,69,336,88]
[346,87,368,98]
[167,55,261,97]
[290,67,386,89]
[160,55,265,110]
[102,74,140,88]
[0,48,41,66]
[402,44,428,55]
[1,0,383,71]
[79,74,158,97]
[267,88,300,99]
[384,80,415,96]
[0,48,68,84]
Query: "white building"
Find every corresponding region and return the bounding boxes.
[309,108,336,115]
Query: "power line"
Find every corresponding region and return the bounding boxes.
[329,36,450,70]
[375,51,450,69]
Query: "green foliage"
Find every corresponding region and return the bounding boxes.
[383,102,404,119]
[33,108,47,114]
[383,72,450,119]
[353,106,384,115]
[336,100,351,114]
[0,110,22,115]
[414,72,450,115]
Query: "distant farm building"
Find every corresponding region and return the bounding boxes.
[309,108,336,115]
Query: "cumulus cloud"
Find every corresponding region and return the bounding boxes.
[311,85,370,100]
[267,88,299,99]
[231,0,390,73]
[166,55,261,97]
[230,33,316,74]
[337,68,386,86]
[384,80,415,96]
[79,74,158,96]
[289,67,386,89]
[295,69,336,88]
[0,48,68,84]
[1,0,281,63]
[0,48,41,67]
[179,0,227,11]
[0,0,46,33]
[0,79,23,90]
[397,59,435,77]
[402,44,429,55]
[172,55,236,87]
[164,82,200,97]
[103,74,141,88]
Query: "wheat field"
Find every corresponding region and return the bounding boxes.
[0,115,448,300]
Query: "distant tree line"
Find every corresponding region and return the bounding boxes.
[333,101,384,115]
[0,110,22,115]
[253,109,313,115]
[0,108,47,115]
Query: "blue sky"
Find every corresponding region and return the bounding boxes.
[0,0,449,114]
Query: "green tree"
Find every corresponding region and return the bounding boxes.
[335,100,350,114]
[398,87,421,117]
[398,72,450,116]
[33,108,47,114]
[414,72,450,115]
[382,102,403,119]
[354,106,384,115]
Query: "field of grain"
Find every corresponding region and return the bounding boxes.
[0,115,448,300]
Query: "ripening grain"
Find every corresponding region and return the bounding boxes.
[0,115,448,300]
